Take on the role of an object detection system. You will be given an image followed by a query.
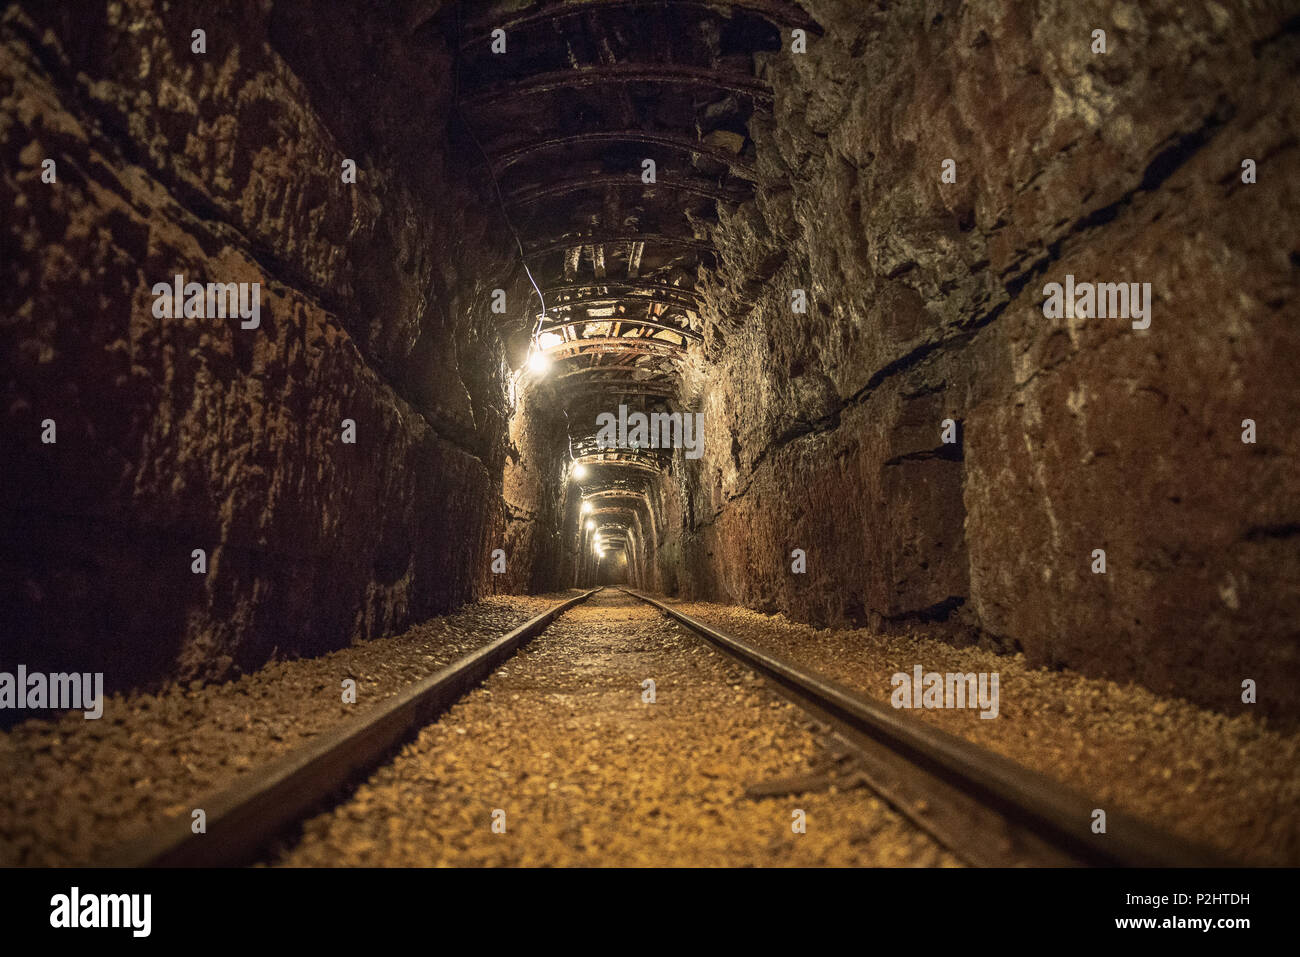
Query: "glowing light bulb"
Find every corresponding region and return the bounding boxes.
[586,520,595,530]
[572,463,588,480]
[528,350,550,374]
[581,501,593,514]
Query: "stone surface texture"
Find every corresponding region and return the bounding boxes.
[0,0,557,689]
[649,0,1300,720]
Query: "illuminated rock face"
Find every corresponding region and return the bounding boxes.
[650,0,1300,718]
[0,1,545,687]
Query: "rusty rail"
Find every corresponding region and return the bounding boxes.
[104,588,603,867]
[619,587,1236,868]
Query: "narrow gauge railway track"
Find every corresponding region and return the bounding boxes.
[106,586,1232,867]
[618,588,1235,868]
[105,588,604,867]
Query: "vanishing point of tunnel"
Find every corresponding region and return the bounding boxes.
[1,0,1298,880]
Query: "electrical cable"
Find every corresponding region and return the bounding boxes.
[455,3,586,481]
[453,1,549,343]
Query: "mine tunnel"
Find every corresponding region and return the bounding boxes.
[1,0,1298,882]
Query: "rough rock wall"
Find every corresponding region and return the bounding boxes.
[0,1,534,689]
[500,381,568,594]
[666,0,1300,718]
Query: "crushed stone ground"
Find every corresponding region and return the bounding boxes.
[1,593,578,865]
[276,591,958,866]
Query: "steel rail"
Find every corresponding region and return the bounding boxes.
[618,587,1237,868]
[103,588,604,867]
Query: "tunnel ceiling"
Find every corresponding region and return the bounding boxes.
[443,0,814,503]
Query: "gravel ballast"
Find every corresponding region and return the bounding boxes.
[667,597,1300,866]
[1,593,581,866]
[8,585,1287,867]
[276,591,959,866]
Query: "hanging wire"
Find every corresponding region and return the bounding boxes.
[455,3,581,480]
[453,1,548,343]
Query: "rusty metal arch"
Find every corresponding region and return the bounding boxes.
[573,451,666,473]
[540,315,700,341]
[458,0,818,44]
[562,382,679,399]
[507,173,746,208]
[543,279,702,303]
[490,130,755,177]
[461,63,772,109]
[524,231,715,261]
[541,337,689,361]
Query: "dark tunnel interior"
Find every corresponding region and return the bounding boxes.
[1,0,1298,883]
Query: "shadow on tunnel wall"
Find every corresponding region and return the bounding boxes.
[639,1,1300,723]
[0,0,539,696]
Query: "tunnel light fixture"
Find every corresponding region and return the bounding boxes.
[586,520,595,530]
[572,463,588,480]
[527,349,551,375]
[581,501,593,514]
